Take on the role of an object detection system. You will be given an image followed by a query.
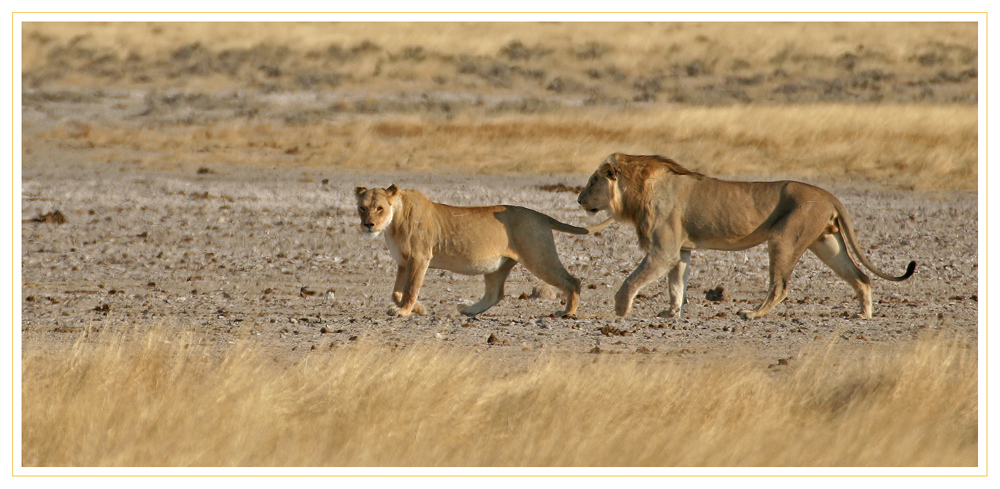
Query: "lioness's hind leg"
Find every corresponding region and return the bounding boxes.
[520,253,581,317]
[460,259,517,316]
[809,233,873,318]
[515,231,582,316]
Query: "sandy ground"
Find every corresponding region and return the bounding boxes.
[21,161,979,369]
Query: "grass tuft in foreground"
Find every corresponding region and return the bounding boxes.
[22,326,977,467]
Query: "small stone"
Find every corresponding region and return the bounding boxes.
[706,285,730,302]
[530,284,560,301]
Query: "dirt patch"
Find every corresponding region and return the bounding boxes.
[21,164,978,368]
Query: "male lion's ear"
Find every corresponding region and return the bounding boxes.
[600,162,620,180]
[386,184,399,196]
[600,154,622,180]
[354,185,368,197]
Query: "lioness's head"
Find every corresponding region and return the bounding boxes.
[354,184,400,236]
[577,154,622,216]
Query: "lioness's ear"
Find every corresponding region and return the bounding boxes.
[354,185,368,197]
[386,184,399,196]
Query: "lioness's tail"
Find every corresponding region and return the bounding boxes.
[548,216,615,235]
[834,202,916,281]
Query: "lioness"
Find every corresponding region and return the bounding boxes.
[355,184,612,317]
[577,153,915,319]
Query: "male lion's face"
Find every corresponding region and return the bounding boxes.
[354,184,399,237]
[577,163,619,215]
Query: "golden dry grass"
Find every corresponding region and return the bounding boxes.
[21,21,976,76]
[22,326,977,467]
[21,21,979,190]
[35,103,976,190]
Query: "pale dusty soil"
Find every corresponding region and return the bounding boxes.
[21,161,979,369]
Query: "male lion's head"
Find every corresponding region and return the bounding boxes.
[577,154,622,216]
[354,184,400,237]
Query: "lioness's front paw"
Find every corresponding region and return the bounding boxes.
[388,306,413,318]
[737,309,757,320]
[412,302,427,316]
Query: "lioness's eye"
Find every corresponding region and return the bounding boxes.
[376,206,384,212]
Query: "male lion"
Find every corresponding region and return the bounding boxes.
[355,184,612,317]
[576,153,915,319]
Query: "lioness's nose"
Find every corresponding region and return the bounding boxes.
[363,221,374,228]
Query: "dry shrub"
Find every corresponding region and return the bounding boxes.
[22,326,977,467]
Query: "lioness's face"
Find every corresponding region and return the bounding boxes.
[354,184,398,236]
[577,163,618,215]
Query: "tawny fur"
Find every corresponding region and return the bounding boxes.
[355,184,612,318]
[577,153,915,319]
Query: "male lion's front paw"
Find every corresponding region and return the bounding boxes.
[657,307,682,318]
[614,289,633,317]
[457,303,479,316]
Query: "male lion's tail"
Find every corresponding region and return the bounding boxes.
[834,201,916,282]
[548,216,615,235]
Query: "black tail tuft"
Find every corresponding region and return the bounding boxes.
[900,261,916,280]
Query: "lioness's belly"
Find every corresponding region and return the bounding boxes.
[429,254,507,275]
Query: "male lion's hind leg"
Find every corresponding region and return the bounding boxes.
[737,239,810,320]
[459,259,517,316]
[808,233,873,319]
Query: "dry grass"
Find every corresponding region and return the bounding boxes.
[31,104,976,190]
[21,21,976,78]
[22,325,977,467]
[21,21,978,190]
